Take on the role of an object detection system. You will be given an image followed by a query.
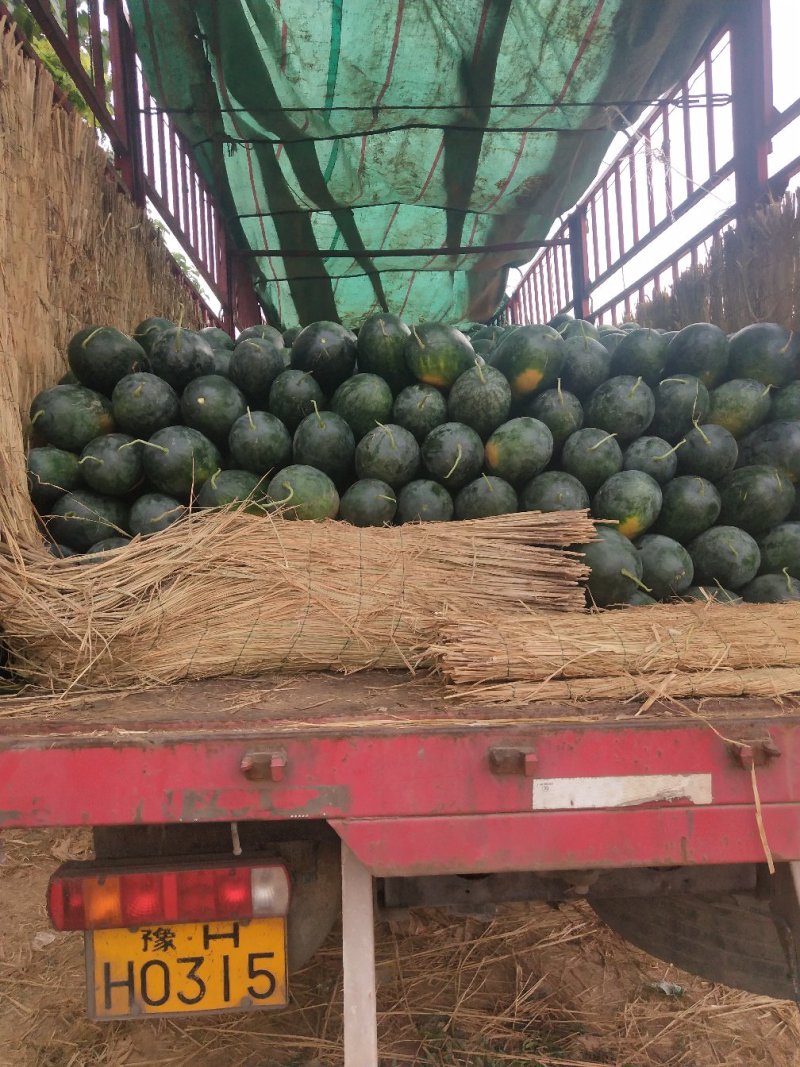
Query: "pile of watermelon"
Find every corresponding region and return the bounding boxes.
[25,312,800,605]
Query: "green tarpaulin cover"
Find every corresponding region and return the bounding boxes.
[129,0,726,328]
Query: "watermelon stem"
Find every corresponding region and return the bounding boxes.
[133,384,144,398]
[445,444,462,481]
[30,409,43,426]
[311,399,325,428]
[119,438,169,453]
[783,567,792,591]
[482,473,494,492]
[692,419,711,445]
[629,377,643,396]
[588,433,617,451]
[654,440,685,460]
[621,568,652,593]
[377,495,396,502]
[375,421,396,448]
[379,319,388,338]
[80,326,105,349]
[556,378,563,403]
[474,359,486,384]
[411,326,425,350]
[273,482,296,507]
[211,468,221,489]
[78,455,103,465]
[246,406,256,429]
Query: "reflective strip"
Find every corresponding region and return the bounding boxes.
[532,773,713,811]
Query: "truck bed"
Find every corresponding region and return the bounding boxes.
[0,672,798,876]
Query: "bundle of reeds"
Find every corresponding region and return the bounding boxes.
[433,602,800,705]
[0,508,593,692]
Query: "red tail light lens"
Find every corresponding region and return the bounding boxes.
[48,861,290,931]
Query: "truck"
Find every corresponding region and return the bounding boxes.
[1,2,799,1065]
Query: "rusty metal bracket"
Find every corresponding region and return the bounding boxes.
[488,747,538,777]
[729,738,781,769]
[240,750,288,782]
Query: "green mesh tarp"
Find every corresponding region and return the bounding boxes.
[129,1,726,328]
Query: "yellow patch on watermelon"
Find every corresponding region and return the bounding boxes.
[617,515,643,539]
[512,368,543,396]
[419,372,449,388]
[484,441,499,469]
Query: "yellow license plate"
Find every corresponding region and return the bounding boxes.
[86,917,287,1019]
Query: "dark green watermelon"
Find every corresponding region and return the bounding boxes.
[59,370,79,385]
[238,325,284,348]
[689,526,761,590]
[266,464,339,521]
[704,379,771,438]
[338,479,397,527]
[454,476,518,520]
[229,338,285,406]
[395,479,454,523]
[524,386,583,451]
[330,373,394,441]
[200,326,235,351]
[623,436,680,485]
[195,469,266,513]
[129,492,186,536]
[421,422,484,490]
[68,326,149,394]
[677,423,738,482]
[291,321,357,393]
[592,470,662,539]
[584,376,655,442]
[561,427,623,493]
[717,465,795,535]
[737,420,800,483]
[143,426,222,500]
[356,314,413,393]
[683,585,741,604]
[112,373,180,438]
[636,533,694,599]
[519,470,590,513]
[79,434,143,497]
[86,536,131,555]
[132,317,173,356]
[728,322,799,386]
[577,525,644,607]
[771,382,800,422]
[293,409,356,483]
[268,370,326,432]
[27,447,81,510]
[625,590,658,606]
[148,328,216,391]
[283,326,301,347]
[228,411,292,475]
[404,323,475,389]
[355,423,420,488]
[484,417,553,485]
[180,375,248,447]
[559,318,600,341]
[654,476,721,543]
[608,328,668,385]
[558,336,612,398]
[472,325,505,345]
[599,331,626,354]
[649,375,710,442]
[447,365,512,440]
[741,573,800,603]
[758,522,800,578]
[392,384,448,441]
[210,350,232,377]
[664,323,729,387]
[491,325,564,399]
[47,490,129,551]
[30,384,115,451]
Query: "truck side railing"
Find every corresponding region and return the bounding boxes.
[501,0,800,327]
[1,0,263,331]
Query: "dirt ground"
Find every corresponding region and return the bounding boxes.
[0,829,797,1067]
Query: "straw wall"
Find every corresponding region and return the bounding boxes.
[636,192,800,333]
[0,18,201,545]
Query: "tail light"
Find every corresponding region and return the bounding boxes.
[48,860,290,931]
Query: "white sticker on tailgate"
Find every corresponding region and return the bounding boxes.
[532,773,712,810]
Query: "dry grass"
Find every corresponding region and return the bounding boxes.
[433,602,800,705]
[637,192,800,333]
[0,830,798,1066]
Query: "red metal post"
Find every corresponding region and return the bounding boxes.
[231,254,263,329]
[568,206,591,320]
[730,0,771,210]
[105,0,146,206]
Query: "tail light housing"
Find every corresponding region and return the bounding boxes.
[48,859,290,931]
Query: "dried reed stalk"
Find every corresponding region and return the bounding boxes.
[637,191,800,333]
[0,508,592,692]
[445,667,800,706]
[0,21,202,546]
[434,603,800,685]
